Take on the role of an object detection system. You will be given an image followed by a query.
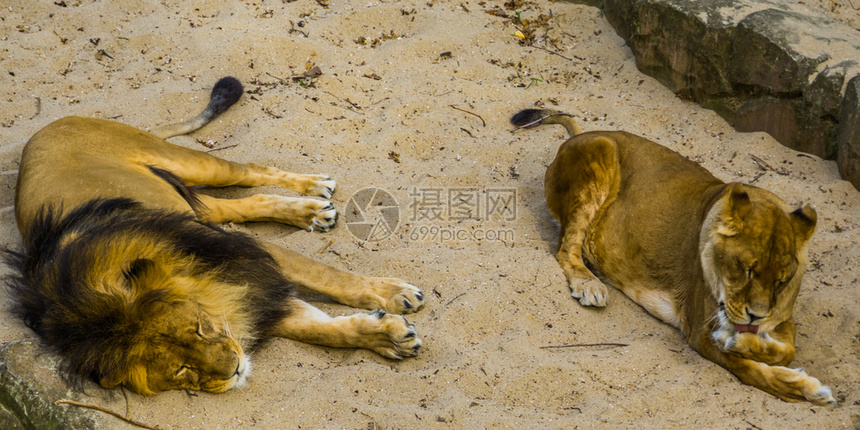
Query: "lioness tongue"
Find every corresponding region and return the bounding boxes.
[735,323,759,334]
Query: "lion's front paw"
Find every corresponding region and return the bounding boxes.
[367,277,425,314]
[569,278,608,307]
[308,201,338,232]
[361,310,422,359]
[305,175,336,199]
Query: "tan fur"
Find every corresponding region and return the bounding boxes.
[516,109,834,406]
[12,82,425,395]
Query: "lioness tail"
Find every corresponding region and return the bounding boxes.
[510,109,581,137]
[151,76,244,139]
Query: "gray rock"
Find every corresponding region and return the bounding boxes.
[587,0,860,189]
[0,340,108,430]
[730,8,848,158]
[0,406,26,430]
[603,0,736,100]
[838,75,860,186]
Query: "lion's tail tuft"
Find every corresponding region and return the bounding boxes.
[205,76,244,118]
[510,108,581,137]
[150,76,245,139]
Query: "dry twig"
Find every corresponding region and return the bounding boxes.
[445,292,467,307]
[528,42,574,61]
[265,72,287,84]
[749,154,773,171]
[449,105,486,127]
[749,154,789,176]
[539,342,629,349]
[206,144,238,153]
[55,400,160,430]
[318,238,336,254]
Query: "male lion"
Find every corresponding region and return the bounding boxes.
[511,109,835,406]
[4,77,425,395]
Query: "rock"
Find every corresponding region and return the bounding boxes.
[590,0,860,189]
[0,407,25,430]
[602,0,735,101]
[0,340,108,429]
[838,75,860,187]
[729,8,848,158]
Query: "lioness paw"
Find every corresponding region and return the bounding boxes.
[789,368,837,407]
[811,385,837,408]
[770,366,836,407]
[367,277,425,314]
[569,278,608,307]
[723,332,794,365]
[725,331,765,356]
[362,310,422,359]
[724,332,748,354]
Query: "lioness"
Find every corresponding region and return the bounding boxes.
[512,109,835,406]
[5,77,424,395]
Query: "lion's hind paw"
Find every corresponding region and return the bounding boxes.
[368,277,425,314]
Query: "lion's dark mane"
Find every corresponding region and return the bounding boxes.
[3,198,296,389]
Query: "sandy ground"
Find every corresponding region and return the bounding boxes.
[1,1,859,429]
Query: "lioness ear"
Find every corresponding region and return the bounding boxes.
[717,185,751,236]
[789,205,817,244]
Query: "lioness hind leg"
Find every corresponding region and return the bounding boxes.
[557,230,609,307]
[261,242,425,315]
[274,299,422,359]
[197,194,337,232]
[546,136,620,307]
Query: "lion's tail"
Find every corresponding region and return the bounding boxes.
[510,109,582,137]
[150,76,244,139]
